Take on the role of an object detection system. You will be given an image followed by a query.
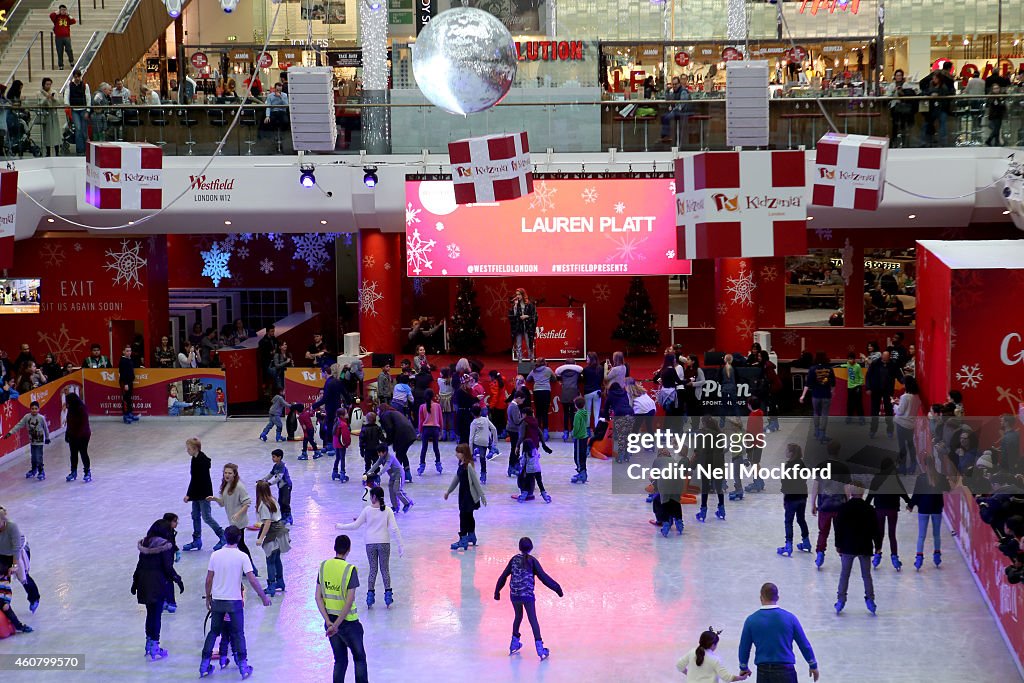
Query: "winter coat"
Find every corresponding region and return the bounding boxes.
[834,498,881,557]
[604,384,634,418]
[359,422,384,461]
[508,301,537,338]
[186,451,214,500]
[380,409,417,451]
[36,89,63,148]
[131,537,180,605]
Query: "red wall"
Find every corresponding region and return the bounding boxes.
[915,245,952,410]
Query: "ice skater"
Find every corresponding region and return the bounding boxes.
[314,535,369,683]
[255,481,291,597]
[469,404,497,484]
[64,392,92,482]
[695,417,726,522]
[378,403,417,483]
[494,537,563,660]
[417,389,444,475]
[208,464,254,567]
[259,387,288,442]
[652,448,685,537]
[131,518,183,660]
[743,397,765,494]
[161,513,180,613]
[438,367,455,441]
[297,403,322,460]
[119,344,139,424]
[182,437,225,552]
[812,443,848,569]
[833,485,880,614]
[332,407,352,482]
[675,628,749,682]
[738,583,820,682]
[570,396,590,484]
[0,505,40,616]
[262,449,293,525]
[506,391,526,478]
[799,351,835,443]
[516,438,551,504]
[358,412,384,475]
[445,444,487,550]
[0,562,32,634]
[368,444,413,513]
[336,486,404,609]
[908,458,951,570]
[777,444,812,557]
[865,458,910,571]
[3,400,51,481]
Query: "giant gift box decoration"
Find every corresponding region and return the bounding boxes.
[0,169,17,269]
[85,142,163,210]
[448,131,533,205]
[675,150,807,259]
[811,133,888,210]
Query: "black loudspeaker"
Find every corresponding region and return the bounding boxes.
[704,351,726,366]
[371,353,395,368]
[517,360,536,376]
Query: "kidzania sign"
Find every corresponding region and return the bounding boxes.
[405,179,690,276]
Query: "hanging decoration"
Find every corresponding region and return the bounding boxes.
[448,131,533,204]
[84,142,162,210]
[811,133,889,210]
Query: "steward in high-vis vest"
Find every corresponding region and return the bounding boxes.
[315,535,369,683]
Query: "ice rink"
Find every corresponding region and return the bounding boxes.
[0,418,1020,682]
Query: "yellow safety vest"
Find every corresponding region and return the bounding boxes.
[319,559,358,622]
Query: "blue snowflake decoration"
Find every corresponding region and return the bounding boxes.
[241,233,254,242]
[200,243,232,287]
[412,277,427,296]
[341,232,353,246]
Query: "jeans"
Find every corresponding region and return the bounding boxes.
[987,118,1003,146]
[333,447,347,475]
[574,438,588,473]
[202,600,246,663]
[122,384,134,416]
[533,390,551,431]
[261,415,283,438]
[837,553,875,602]
[783,498,810,543]
[869,391,894,435]
[68,435,90,473]
[328,620,368,683]
[302,427,318,455]
[145,601,163,640]
[472,445,488,479]
[815,509,838,553]
[661,110,688,139]
[896,424,916,473]
[190,499,224,542]
[846,386,864,418]
[71,109,88,154]
[811,397,831,435]
[55,37,74,68]
[512,333,532,360]
[508,432,520,472]
[277,485,292,519]
[265,549,283,588]
[916,513,942,554]
[512,600,542,640]
[455,409,472,445]
[29,444,44,471]
[562,401,576,431]
[419,426,441,465]
[875,508,899,555]
[386,468,411,510]
[583,391,601,431]
[700,477,724,508]
[754,663,798,683]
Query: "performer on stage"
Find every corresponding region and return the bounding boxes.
[508,289,537,362]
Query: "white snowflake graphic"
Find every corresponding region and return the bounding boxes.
[529,181,557,213]
[236,246,250,260]
[566,310,575,319]
[435,222,445,232]
[73,242,83,253]
[446,243,461,259]
[200,243,231,287]
[259,258,274,275]
[955,364,984,390]
[592,283,611,302]
[273,237,285,251]
[666,250,676,259]
[292,233,331,273]
[781,330,801,347]
[760,265,778,282]
[384,262,392,271]
[363,255,376,269]
[406,203,422,227]
[359,279,384,317]
[484,281,512,318]
[614,202,626,214]
[37,324,90,365]
[441,269,448,276]
[717,303,729,315]
[41,242,66,268]
[725,266,757,307]
[736,319,756,339]
[814,227,833,241]
[606,232,648,262]
[304,278,314,288]
[581,187,599,204]
[105,240,148,289]
[668,181,676,195]
[2,400,13,420]
[407,228,436,275]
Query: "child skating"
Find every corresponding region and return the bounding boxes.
[494,537,563,660]
[570,396,589,484]
[368,444,413,513]
[515,438,551,503]
[262,449,293,525]
[469,404,497,484]
[332,408,351,482]
[259,388,288,442]
[675,627,749,682]
[297,404,322,460]
[359,412,384,475]
[777,444,812,557]
[0,562,33,633]
[336,485,404,609]
[3,401,51,481]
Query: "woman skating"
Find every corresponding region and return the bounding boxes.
[866,458,911,571]
[444,444,487,550]
[336,486,404,609]
[255,481,291,596]
[417,389,443,475]
[908,458,950,570]
[208,464,254,566]
[131,518,183,661]
[777,444,812,556]
[695,416,726,522]
[494,537,563,660]
[64,392,92,482]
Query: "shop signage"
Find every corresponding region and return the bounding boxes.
[415,0,436,35]
[721,47,743,62]
[284,367,325,406]
[812,133,888,211]
[448,131,532,205]
[145,58,160,73]
[85,142,163,211]
[189,175,237,203]
[405,179,690,277]
[830,257,901,270]
[640,46,661,57]
[278,48,302,67]
[786,46,808,63]
[0,170,16,270]
[190,51,209,69]
[822,45,844,53]
[674,51,690,67]
[799,0,860,14]
[256,51,274,69]
[534,307,585,359]
[515,40,583,61]
[329,50,363,67]
[228,49,253,63]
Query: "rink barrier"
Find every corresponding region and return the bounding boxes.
[0,374,81,463]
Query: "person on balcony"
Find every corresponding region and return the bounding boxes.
[36,78,63,157]
[49,5,76,71]
[67,70,91,155]
[659,75,692,145]
[263,83,290,132]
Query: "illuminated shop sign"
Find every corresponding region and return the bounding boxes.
[515,40,584,61]
[799,0,860,15]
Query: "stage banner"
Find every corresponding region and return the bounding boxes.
[534,307,585,359]
[81,368,227,417]
[0,373,82,461]
[405,179,690,277]
[284,367,326,407]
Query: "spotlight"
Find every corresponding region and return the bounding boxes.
[219,0,239,13]
[163,0,182,17]
[363,166,379,189]
[299,163,316,189]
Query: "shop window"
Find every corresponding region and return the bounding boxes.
[785,249,845,327]
[863,247,915,327]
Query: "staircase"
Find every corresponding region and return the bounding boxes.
[1,0,129,89]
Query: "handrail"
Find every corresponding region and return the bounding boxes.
[60,29,100,92]
[4,30,44,87]
[110,0,141,33]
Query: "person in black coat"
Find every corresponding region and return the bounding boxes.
[508,288,538,362]
[118,344,138,424]
[833,486,881,614]
[411,365,434,430]
[865,458,911,569]
[865,351,902,438]
[131,519,183,660]
[313,365,348,456]
[182,437,224,552]
[358,412,385,475]
[379,404,417,483]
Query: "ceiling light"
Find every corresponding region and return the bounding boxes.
[320,220,328,225]
[1004,210,1012,215]
[907,214,916,219]
[224,220,232,225]
[46,218,54,223]
[363,166,379,189]
[806,216,814,221]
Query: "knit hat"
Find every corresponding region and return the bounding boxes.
[976,450,995,470]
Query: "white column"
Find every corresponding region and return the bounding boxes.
[360,0,391,153]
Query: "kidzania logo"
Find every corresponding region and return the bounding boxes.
[535,327,567,340]
[818,167,877,183]
[122,172,160,183]
[710,194,802,212]
[676,197,704,216]
[712,193,738,212]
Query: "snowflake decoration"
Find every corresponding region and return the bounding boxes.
[614,202,626,214]
[363,255,376,269]
[240,233,254,242]
[484,281,511,318]
[592,283,611,302]
[105,240,148,289]
[760,265,778,282]
[341,233,354,246]
[291,233,331,273]
[73,242,83,253]
[41,242,66,268]
[225,353,243,369]
[996,386,1024,414]
[566,310,575,319]
[814,227,833,241]
[236,246,250,260]
[725,266,757,306]
[666,250,675,259]
[200,243,231,287]
[407,228,436,275]
[259,258,274,275]
[606,232,648,262]
[406,203,422,227]
[273,237,285,251]
[384,262,392,271]
[221,234,238,251]
[304,278,314,288]
[581,187,599,204]
[412,277,428,297]
[2,400,13,420]
[952,270,983,308]
[717,303,729,315]
[781,330,801,347]
[735,319,756,339]
[435,222,445,232]
[955,364,983,390]
[360,280,384,316]
[37,324,90,365]
[441,269,448,276]
[668,181,676,195]
[529,181,557,213]
[447,243,461,259]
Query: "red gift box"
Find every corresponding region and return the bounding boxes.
[85,142,162,210]
[811,133,888,211]
[0,169,17,269]
[448,131,533,205]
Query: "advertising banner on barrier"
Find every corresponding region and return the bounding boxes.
[0,373,82,461]
[81,368,227,417]
[284,367,326,407]
[534,307,585,359]
[405,179,689,277]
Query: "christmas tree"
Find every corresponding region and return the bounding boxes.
[612,277,660,352]
[449,278,485,354]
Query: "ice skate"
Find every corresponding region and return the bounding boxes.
[866,598,877,615]
[815,551,825,569]
[933,551,942,567]
[182,539,202,552]
[450,535,469,551]
[914,553,924,571]
[199,659,214,677]
[332,471,342,481]
[509,636,523,655]
[796,538,812,553]
[36,470,45,481]
[891,554,903,571]
[435,461,443,474]
[66,471,77,482]
[715,504,726,520]
[238,660,253,679]
[384,589,394,608]
[872,553,882,568]
[834,601,845,614]
[777,542,793,557]
[695,507,707,523]
[416,463,425,476]
[25,469,36,479]
[541,491,552,503]
[536,640,550,660]
[466,532,478,546]
[366,589,375,608]
[674,518,684,535]
[83,471,92,483]
[661,521,671,537]
[728,489,744,501]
